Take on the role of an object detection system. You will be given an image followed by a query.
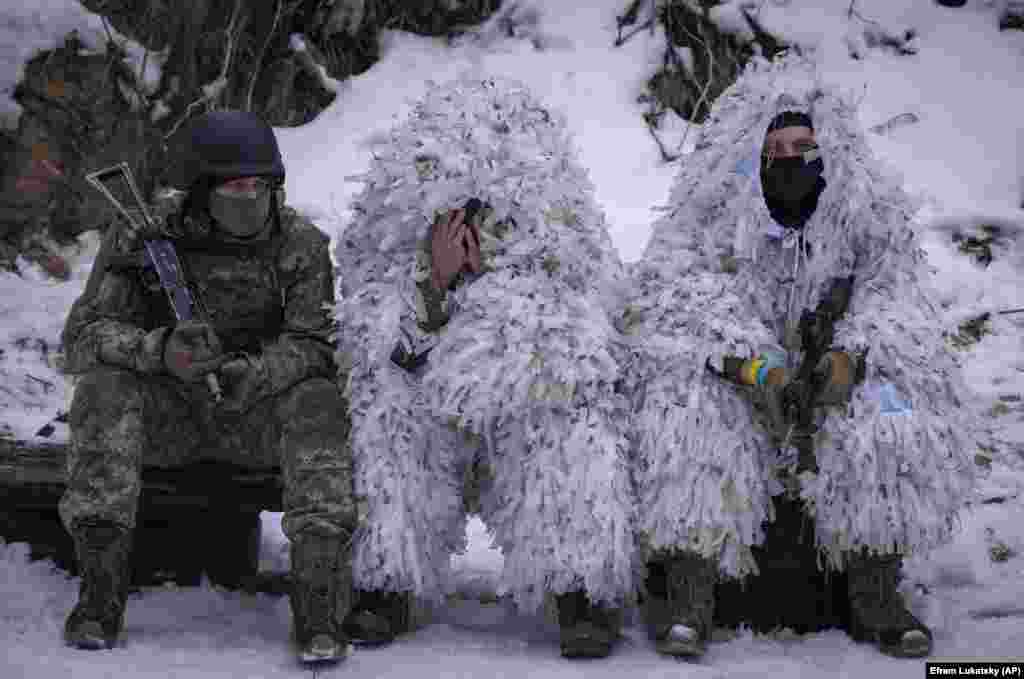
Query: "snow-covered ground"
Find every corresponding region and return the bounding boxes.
[2,0,1024,675]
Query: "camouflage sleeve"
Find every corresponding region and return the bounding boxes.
[409,244,451,333]
[61,228,170,375]
[256,214,337,396]
[415,277,451,333]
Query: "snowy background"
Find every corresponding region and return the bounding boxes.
[2,0,1024,676]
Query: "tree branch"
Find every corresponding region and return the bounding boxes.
[614,18,655,47]
[673,9,715,153]
[163,0,243,140]
[643,112,678,163]
[246,0,282,112]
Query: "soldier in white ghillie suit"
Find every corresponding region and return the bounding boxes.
[623,53,978,659]
[335,76,637,658]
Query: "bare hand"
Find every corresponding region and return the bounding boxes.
[464,214,482,275]
[430,209,482,291]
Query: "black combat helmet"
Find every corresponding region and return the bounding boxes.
[182,110,285,185]
[177,111,285,220]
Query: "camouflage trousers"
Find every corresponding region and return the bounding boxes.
[58,367,356,540]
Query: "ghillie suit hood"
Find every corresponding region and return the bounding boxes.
[336,76,635,610]
[624,53,978,578]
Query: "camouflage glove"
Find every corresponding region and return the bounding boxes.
[163,321,227,383]
[216,354,270,414]
[813,350,862,406]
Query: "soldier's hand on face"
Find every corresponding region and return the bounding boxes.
[431,209,468,291]
[164,320,227,383]
[463,213,482,275]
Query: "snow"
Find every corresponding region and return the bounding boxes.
[0,3,163,129]
[289,34,342,94]
[3,510,1024,677]
[0,233,100,443]
[747,0,1024,219]
[2,0,1024,674]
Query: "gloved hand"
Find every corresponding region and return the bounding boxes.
[216,354,270,413]
[119,206,169,241]
[722,354,787,387]
[813,350,862,405]
[720,353,791,441]
[163,321,226,383]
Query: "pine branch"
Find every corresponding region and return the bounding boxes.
[643,111,679,163]
[163,0,243,140]
[614,18,656,47]
[847,0,883,27]
[614,0,654,47]
[671,8,715,153]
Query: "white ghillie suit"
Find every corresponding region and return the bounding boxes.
[623,54,978,579]
[335,76,636,611]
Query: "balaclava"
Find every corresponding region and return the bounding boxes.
[761,110,826,230]
[208,179,273,239]
[177,110,284,240]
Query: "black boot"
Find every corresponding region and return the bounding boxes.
[64,519,133,650]
[290,534,353,664]
[342,589,412,646]
[846,552,932,658]
[557,589,622,659]
[644,551,717,658]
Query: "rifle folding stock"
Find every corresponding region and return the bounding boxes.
[85,163,222,402]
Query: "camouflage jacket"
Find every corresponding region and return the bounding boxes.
[62,198,337,405]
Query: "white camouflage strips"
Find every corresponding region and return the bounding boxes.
[334,75,636,611]
[624,53,980,578]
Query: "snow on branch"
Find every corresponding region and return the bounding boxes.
[163,0,244,141]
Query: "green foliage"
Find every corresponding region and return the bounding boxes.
[952,224,1003,268]
[949,312,993,350]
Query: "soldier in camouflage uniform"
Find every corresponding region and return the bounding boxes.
[59,111,356,664]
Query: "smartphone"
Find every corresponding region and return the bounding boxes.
[463,198,484,223]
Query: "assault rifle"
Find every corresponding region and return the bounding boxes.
[84,162,222,402]
[781,274,866,471]
[705,275,866,472]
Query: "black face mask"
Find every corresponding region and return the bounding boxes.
[761,154,826,230]
[762,154,824,203]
